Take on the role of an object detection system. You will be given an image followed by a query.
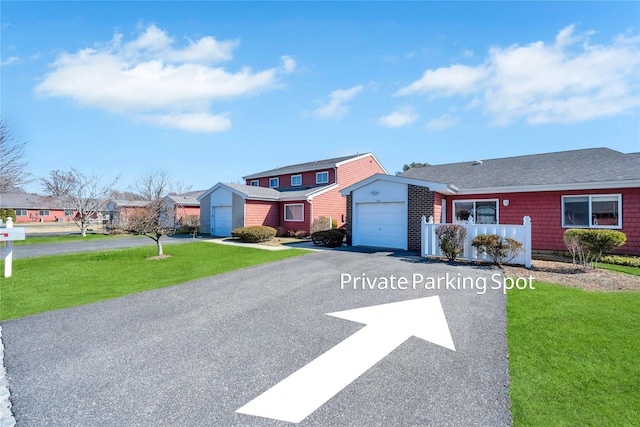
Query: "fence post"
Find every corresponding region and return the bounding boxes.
[421,216,427,257]
[466,216,474,263]
[523,216,532,268]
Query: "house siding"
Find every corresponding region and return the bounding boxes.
[280,200,312,234]
[199,198,211,234]
[448,187,640,255]
[13,209,67,223]
[245,200,279,228]
[246,169,337,188]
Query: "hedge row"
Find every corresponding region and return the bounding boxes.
[231,226,277,243]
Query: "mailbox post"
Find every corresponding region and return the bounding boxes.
[1,218,26,278]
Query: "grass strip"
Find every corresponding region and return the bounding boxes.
[9,233,136,246]
[507,282,640,427]
[597,263,640,276]
[0,242,308,320]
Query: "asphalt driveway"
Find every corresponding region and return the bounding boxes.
[2,250,511,426]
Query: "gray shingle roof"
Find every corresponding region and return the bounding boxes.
[166,190,206,206]
[0,193,70,210]
[243,154,369,179]
[400,148,639,190]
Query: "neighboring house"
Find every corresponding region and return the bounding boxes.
[198,154,386,236]
[107,200,150,228]
[108,190,204,228]
[340,148,640,255]
[0,193,74,222]
[165,190,205,224]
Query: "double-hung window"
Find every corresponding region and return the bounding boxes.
[453,200,498,224]
[316,171,329,184]
[38,210,50,216]
[284,204,304,222]
[269,178,279,188]
[250,180,259,187]
[16,209,27,216]
[562,194,621,228]
[291,175,302,186]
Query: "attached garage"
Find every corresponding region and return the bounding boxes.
[354,202,406,249]
[211,206,232,236]
[341,174,455,252]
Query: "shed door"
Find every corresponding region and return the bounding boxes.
[354,202,406,249]
[212,206,232,236]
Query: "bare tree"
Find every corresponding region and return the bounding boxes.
[109,189,144,201]
[0,118,32,192]
[168,180,193,196]
[39,170,79,196]
[40,168,120,236]
[133,170,171,201]
[125,198,177,256]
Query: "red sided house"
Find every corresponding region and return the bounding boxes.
[198,154,386,236]
[107,190,204,228]
[0,193,74,222]
[340,148,640,255]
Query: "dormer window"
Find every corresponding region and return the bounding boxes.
[269,178,279,188]
[316,171,329,184]
[250,180,259,186]
[291,175,302,186]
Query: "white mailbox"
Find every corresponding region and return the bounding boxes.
[0,227,26,242]
[1,218,26,278]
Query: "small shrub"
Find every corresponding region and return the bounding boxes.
[231,226,276,243]
[311,229,344,247]
[311,216,331,234]
[287,230,308,238]
[563,229,627,269]
[599,254,640,267]
[0,208,17,222]
[435,224,467,261]
[472,234,524,266]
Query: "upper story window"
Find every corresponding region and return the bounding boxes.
[453,200,498,224]
[269,177,279,188]
[563,194,621,228]
[316,171,329,184]
[250,180,259,187]
[291,175,302,187]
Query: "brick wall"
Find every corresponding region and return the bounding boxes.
[345,194,352,245]
[407,185,434,251]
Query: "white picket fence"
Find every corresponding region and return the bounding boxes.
[421,215,532,268]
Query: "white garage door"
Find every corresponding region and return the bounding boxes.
[212,206,232,236]
[354,202,406,249]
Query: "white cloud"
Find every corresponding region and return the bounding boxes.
[136,112,231,133]
[34,25,293,133]
[426,114,458,131]
[396,25,640,125]
[377,106,419,128]
[313,85,363,119]
[1,56,20,66]
[395,64,490,97]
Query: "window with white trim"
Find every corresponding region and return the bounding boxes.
[284,204,304,221]
[269,178,279,188]
[250,180,259,186]
[16,209,27,216]
[38,210,50,216]
[563,194,621,228]
[291,175,302,186]
[453,200,498,224]
[316,171,329,184]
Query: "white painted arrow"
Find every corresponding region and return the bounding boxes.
[236,296,455,423]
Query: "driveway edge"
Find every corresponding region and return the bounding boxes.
[0,326,16,427]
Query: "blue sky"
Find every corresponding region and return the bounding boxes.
[2,1,639,194]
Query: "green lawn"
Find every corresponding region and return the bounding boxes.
[507,282,640,427]
[10,233,136,246]
[598,263,640,276]
[0,242,308,320]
